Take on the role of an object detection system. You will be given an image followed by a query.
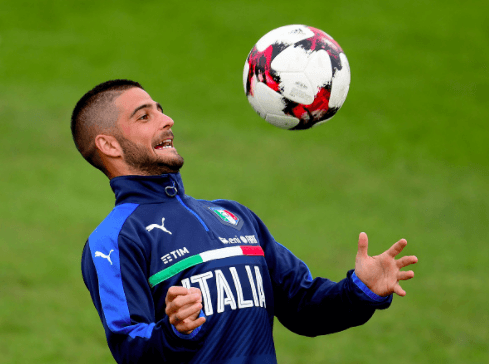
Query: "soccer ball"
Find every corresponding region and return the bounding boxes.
[243,24,350,130]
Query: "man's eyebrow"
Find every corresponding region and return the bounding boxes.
[130,102,164,118]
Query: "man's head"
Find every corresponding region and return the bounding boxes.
[71,79,184,178]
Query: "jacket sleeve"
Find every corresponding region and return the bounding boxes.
[81,234,203,364]
[247,209,393,337]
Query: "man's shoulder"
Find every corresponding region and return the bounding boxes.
[89,203,140,244]
[83,203,141,267]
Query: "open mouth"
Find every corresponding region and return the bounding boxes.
[154,138,174,150]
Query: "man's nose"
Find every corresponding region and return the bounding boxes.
[159,113,174,129]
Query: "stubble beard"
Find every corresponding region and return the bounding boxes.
[117,136,184,176]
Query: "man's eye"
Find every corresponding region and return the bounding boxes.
[139,114,149,120]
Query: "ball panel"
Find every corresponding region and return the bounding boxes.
[328,53,350,109]
[306,26,344,54]
[242,60,250,93]
[266,114,300,129]
[279,72,314,105]
[255,25,314,52]
[250,82,287,118]
[271,45,310,73]
[247,95,267,120]
[311,115,334,128]
[245,44,281,97]
[304,49,333,94]
[286,87,333,130]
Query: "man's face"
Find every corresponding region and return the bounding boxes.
[114,87,184,175]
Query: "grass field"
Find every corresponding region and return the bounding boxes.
[0,0,488,363]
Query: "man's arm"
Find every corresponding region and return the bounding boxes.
[82,235,204,364]
[247,209,417,337]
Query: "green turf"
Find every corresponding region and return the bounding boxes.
[0,0,488,362]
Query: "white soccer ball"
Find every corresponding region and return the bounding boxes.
[243,24,351,130]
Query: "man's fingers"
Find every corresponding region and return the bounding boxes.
[192,316,206,329]
[398,270,415,281]
[393,283,407,297]
[169,302,202,326]
[165,292,202,316]
[357,232,369,259]
[178,302,202,321]
[176,316,206,335]
[165,286,207,334]
[188,287,201,295]
[165,286,191,304]
[396,255,418,269]
[386,239,408,258]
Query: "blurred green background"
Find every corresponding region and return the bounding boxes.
[0,0,487,363]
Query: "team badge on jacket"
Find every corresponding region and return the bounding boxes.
[209,207,243,230]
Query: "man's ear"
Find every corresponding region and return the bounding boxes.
[94,134,123,158]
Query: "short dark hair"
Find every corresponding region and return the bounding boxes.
[71,79,144,174]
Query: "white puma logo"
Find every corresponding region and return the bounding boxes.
[146,218,172,235]
[95,250,114,265]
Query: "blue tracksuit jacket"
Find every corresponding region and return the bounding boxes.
[81,172,392,363]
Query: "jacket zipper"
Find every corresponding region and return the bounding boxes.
[175,195,210,232]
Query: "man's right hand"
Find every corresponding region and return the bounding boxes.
[165,286,206,334]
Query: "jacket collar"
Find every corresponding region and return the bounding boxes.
[110,172,185,206]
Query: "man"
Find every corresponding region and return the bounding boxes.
[73,79,417,364]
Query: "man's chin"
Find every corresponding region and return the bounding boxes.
[159,163,184,175]
[119,138,184,176]
[124,156,184,176]
[162,155,185,172]
[153,158,185,175]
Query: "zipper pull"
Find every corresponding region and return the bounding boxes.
[165,184,178,197]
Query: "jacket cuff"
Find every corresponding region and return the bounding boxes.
[171,310,205,340]
[349,270,392,309]
[351,271,390,302]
